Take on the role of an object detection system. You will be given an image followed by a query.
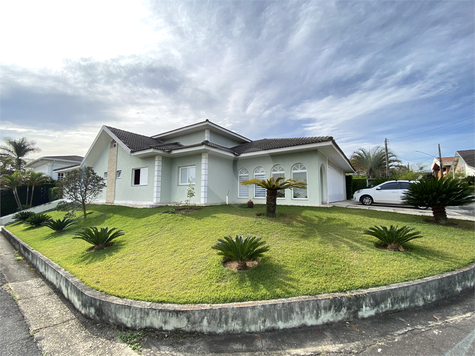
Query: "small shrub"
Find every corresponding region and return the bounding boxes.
[25,214,52,227]
[13,211,36,222]
[45,216,75,233]
[247,200,254,208]
[73,227,125,251]
[212,235,270,270]
[364,225,423,251]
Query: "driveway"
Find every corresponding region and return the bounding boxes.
[330,200,475,221]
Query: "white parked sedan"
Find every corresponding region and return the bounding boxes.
[353,180,416,206]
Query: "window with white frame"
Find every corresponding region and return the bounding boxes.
[103,172,108,179]
[254,167,266,198]
[179,166,196,185]
[132,167,148,186]
[116,170,122,178]
[238,168,249,198]
[57,173,64,180]
[292,163,307,199]
[271,165,285,198]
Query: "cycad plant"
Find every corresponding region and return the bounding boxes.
[73,227,124,251]
[403,177,475,224]
[212,235,270,270]
[45,216,75,233]
[241,176,307,217]
[13,211,36,222]
[364,225,423,251]
[25,213,52,227]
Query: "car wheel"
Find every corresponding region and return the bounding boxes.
[361,195,373,206]
[416,206,429,210]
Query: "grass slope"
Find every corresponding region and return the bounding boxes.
[7,204,474,304]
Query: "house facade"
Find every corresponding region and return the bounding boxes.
[25,155,83,180]
[63,120,354,206]
[450,150,475,177]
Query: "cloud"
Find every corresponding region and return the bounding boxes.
[0,0,473,164]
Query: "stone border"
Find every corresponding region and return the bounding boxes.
[2,227,474,334]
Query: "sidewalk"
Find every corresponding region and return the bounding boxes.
[330,200,475,221]
[1,230,474,355]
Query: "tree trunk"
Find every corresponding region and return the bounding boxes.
[237,261,247,270]
[266,189,277,217]
[431,206,448,225]
[29,186,35,207]
[12,188,22,210]
[82,202,87,219]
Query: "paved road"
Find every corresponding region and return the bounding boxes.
[0,264,41,356]
[330,200,475,221]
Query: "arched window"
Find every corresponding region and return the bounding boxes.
[292,163,307,199]
[271,165,285,198]
[254,167,266,198]
[238,168,249,198]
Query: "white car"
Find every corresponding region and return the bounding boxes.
[353,180,416,206]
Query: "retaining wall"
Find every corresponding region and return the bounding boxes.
[2,227,474,334]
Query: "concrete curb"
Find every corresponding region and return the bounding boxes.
[2,226,474,334]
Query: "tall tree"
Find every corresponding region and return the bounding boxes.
[350,146,400,178]
[59,167,106,218]
[0,137,40,171]
[0,172,24,210]
[26,172,49,207]
[241,176,307,217]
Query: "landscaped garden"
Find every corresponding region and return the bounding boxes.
[6,204,474,304]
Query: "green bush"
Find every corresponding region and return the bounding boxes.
[45,216,75,233]
[13,211,36,222]
[73,227,125,251]
[25,214,52,227]
[364,225,423,251]
[403,176,475,224]
[211,235,270,270]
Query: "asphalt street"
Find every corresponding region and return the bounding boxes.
[0,266,41,356]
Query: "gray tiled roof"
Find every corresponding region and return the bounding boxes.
[107,126,333,156]
[231,137,333,154]
[457,149,475,167]
[107,126,164,151]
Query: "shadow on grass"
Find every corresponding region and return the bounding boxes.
[76,240,126,264]
[228,259,300,299]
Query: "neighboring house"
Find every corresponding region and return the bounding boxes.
[450,150,475,177]
[431,157,453,178]
[58,120,354,207]
[25,155,83,180]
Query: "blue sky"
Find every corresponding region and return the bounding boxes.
[1,0,473,169]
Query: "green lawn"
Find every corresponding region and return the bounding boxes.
[6,204,474,304]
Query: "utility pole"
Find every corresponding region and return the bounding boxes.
[385,138,389,178]
[438,144,443,178]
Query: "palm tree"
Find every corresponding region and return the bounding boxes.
[0,137,40,171]
[403,176,475,224]
[241,176,307,217]
[0,172,24,210]
[350,146,400,178]
[26,172,49,207]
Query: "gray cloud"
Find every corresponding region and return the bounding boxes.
[1,0,473,164]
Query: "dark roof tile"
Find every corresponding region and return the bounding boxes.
[457,149,475,167]
[107,126,163,151]
[231,137,333,154]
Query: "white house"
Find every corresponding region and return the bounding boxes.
[58,120,354,206]
[450,150,475,177]
[25,155,83,180]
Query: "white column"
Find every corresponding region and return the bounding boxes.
[201,153,208,204]
[153,155,162,204]
[205,129,210,141]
